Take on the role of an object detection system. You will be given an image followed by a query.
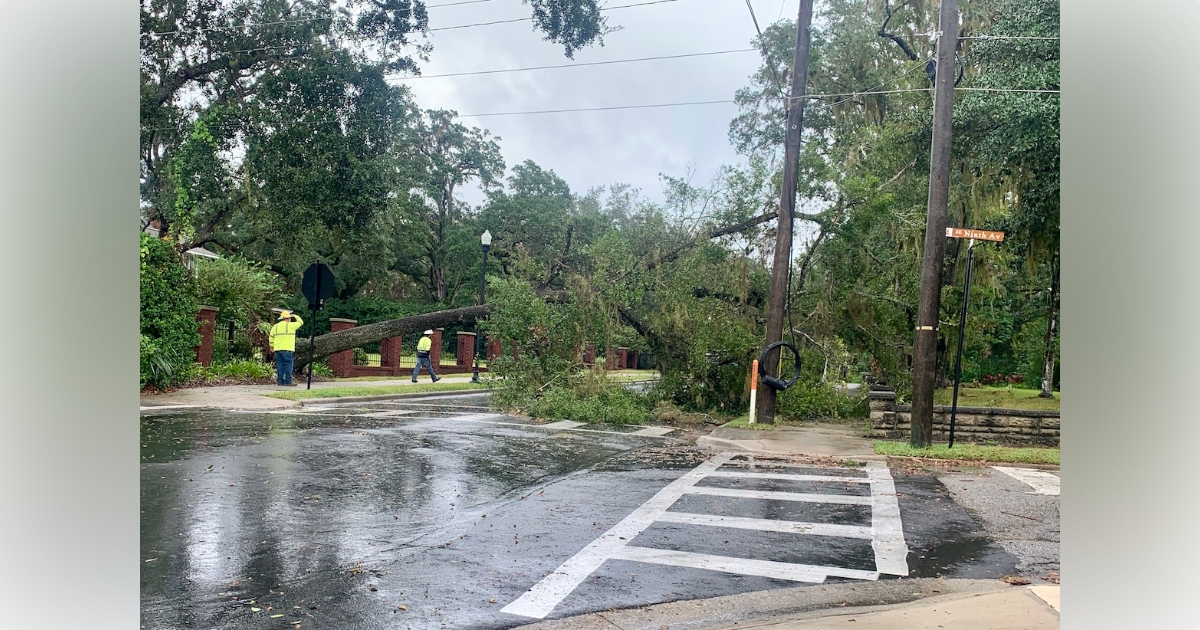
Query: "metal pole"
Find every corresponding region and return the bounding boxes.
[472,244,489,383]
[948,241,975,448]
[306,259,320,390]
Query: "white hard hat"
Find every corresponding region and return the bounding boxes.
[424,329,434,335]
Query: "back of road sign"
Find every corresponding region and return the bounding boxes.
[301,262,336,308]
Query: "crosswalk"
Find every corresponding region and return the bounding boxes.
[501,452,909,620]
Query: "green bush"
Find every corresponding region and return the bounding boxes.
[140,233,199,389]
[775,381,868,421]
[203,359,274,379]
[193,256,284,327]
[523,385,651,425]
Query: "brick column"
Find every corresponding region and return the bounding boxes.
[457,332,477,366]
[583,343,596,366]
[194,306,218,366]
[627,350,638,369]
[616,347,628,371]
[605,350,617,370]
[430,329,444,366]
[380,335,402,376]
[486,336,501,361]
[328,318,357,377]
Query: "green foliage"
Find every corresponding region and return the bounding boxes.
[201,359,274,380]
[775,382,869,421]
[140,233,199,389]
[193,257,284,327]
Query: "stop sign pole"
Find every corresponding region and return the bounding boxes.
[301,260,336,390]
[945,228,1004,447]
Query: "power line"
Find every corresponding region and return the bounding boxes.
[428,0,683,32]
[457,98,733,117]
[386,48,756,79]
[144,86,1058,132]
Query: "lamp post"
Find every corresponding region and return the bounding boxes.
[472,230,492,383]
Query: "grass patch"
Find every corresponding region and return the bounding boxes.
[933,386,1059,411]
[266,381,486,400]
[721,415,778,430]
[874,441,1059,465]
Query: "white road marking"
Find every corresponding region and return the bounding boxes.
[359,410,417,418]
[613,546,879,581]
[502,453,909,619]
[140,404,204,411]
[991,466,1060,495]
[707,470,870,484]
[866,462,910,576]
[655,511,872,539]
[542,420,586,430]
[684,486,872,506]
[499,453,733,619]
[631,426,676,436]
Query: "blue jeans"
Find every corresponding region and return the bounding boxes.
[275,350,294,385]
[412,354,438,381]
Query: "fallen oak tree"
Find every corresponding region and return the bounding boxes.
[293,304,491,372]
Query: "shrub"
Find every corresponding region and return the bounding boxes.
[193,256,284,327]
[522,385,651,425]
[775,381,868,421]
[140,233,199,389]
[204,359,273,380]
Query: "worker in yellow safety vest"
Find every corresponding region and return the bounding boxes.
[412,329,440,383]
[268,310,304,386]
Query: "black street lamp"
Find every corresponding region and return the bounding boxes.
[472,230,492,383]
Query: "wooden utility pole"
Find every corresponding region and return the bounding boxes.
[757,0,814,425]
[910,0,960,446]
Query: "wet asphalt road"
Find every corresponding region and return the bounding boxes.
[141,395,1026,629]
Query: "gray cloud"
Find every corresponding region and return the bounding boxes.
[397,0,799,205]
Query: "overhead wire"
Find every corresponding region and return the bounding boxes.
[386,48,757,79]
[147,0,683,37]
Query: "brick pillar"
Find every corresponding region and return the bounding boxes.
[380,336,402,376]
[627,350,638,369]
[328,318,357,377]
[616,347,628,370]
[457,332,477,366]
[486,335,501,361]
[430,329,443,366]
[511,340,519,358]
[194,306,218,366]
[583,343,596,366]
[606,350,617,370]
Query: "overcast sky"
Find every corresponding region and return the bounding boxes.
[393,0,802,207]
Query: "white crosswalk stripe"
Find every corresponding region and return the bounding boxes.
[501,453,909,620]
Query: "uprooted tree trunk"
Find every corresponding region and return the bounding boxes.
[293,304,492,372]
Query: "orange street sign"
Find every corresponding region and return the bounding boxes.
[946,227,1005,242]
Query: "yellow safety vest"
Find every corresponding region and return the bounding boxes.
[269,315,304,352]
[417,335,433,354]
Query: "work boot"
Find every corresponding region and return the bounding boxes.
[432,377,441,383]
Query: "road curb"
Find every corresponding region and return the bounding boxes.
[296,388,490,405]
[510,578,1014,630]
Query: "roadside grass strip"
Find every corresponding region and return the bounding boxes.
[873,441,1059,465]
[501,453,909,620]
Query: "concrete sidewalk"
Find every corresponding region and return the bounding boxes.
[696,423,879,460]
[513,579,1058,630]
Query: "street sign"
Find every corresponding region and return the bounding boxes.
[301,262,336,308]
[945,227,1005,242]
